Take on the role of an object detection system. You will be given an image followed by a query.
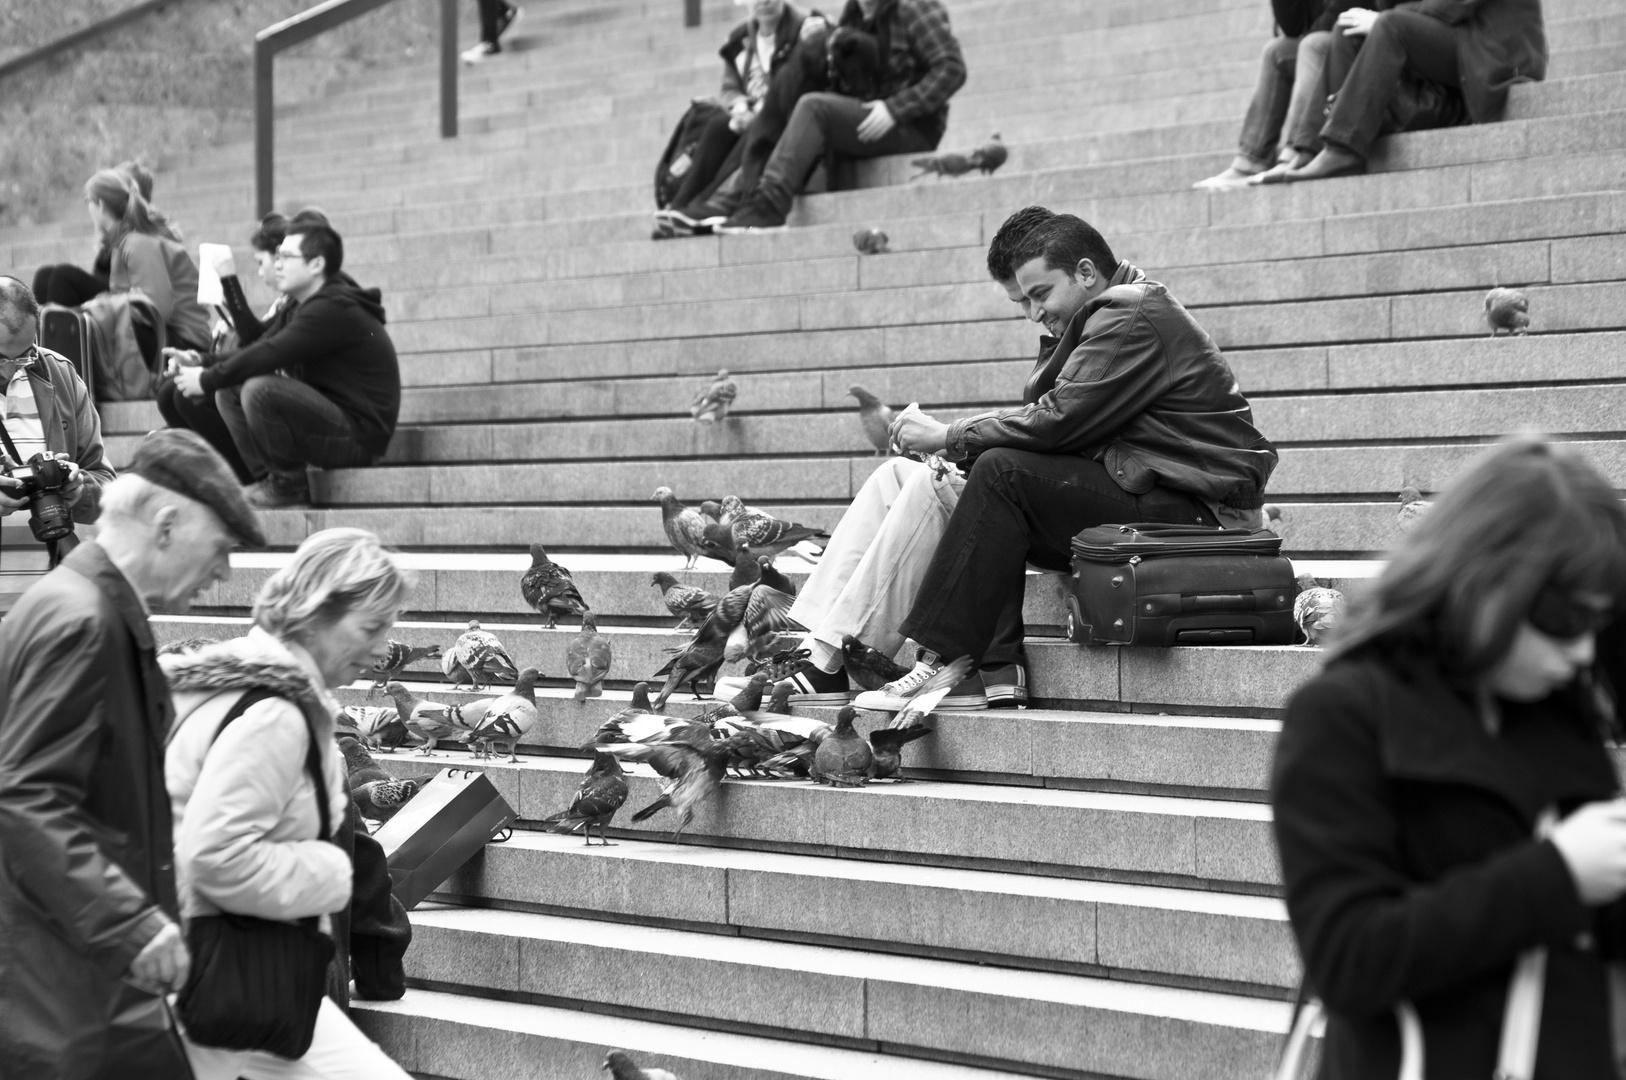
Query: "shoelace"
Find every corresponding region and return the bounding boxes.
[884,664,939,696]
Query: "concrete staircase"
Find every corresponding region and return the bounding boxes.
[6,0,1626,1073]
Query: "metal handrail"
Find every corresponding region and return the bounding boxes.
[256,0,459,216]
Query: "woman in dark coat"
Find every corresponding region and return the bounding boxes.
[1286,0,1546,179]
[1272,436,1626,1078]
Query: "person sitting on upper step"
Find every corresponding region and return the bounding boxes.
[166,214,400,510]
[32,160,167,309]
[717,0,966,232]
[1285,0,1545,181]
[852,213,1279,711]
[712,205,1057,711]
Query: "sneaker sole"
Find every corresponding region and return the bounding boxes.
[715,223,788,235]
[938,694,987,711]
[787,690,856,704]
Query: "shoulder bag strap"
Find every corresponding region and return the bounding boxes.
[210,687,332,842]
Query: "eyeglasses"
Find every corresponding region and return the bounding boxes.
[1528,586,1615,640]
[273,249,308,263]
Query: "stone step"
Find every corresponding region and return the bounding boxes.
[152,614,1325,715]
[385,911,1291,1080]
[426,832,1298,989]
[353,988,1042,1080]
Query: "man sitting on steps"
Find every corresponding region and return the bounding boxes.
[852,213,1279,711]
[168,218,400,510]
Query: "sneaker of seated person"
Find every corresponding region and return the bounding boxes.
[247,472,310,509]
[779,660,852,704]
[852,650,987,712]
[717,194,787,233]
[981,661,1028,709]
[461,41,499,63]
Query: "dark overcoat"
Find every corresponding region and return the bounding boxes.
[0,542,188,1079]
[1272,653,1625,1079]
[1412,0,1547,122]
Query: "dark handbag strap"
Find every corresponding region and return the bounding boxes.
[0,411,22,464]
[1108,522,1261,539]
[210,687,332,842]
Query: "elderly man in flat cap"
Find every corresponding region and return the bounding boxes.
[0,428,263,1080]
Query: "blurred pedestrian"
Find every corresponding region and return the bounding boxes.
[0,429,262,1080]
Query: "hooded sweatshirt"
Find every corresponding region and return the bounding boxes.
[198,274,401,457]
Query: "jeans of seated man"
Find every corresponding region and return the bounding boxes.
[787,456,1027,673]
[155,376,254,484]
[216,374,374,485]
[1240,31,1334,165]
[1320,8,1461,158]
[752,91,942,215]
[898,448,1217,664]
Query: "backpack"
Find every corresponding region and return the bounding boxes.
[654,99,729,209]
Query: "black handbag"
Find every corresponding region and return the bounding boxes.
[175,688,337,1059]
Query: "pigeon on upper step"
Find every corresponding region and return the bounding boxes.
[443,619,519,691]
[852,227,889,254]
[1293,574,1345,647]
[1397,487,1434,533]
[519,543,589,629]
[542,752,628,845]
[690,369,736,424]
[364,641,442,698]
[1484,287,1530,336]
[848,384,895,455]
[651,571,719,630]
[603,1050,682,1080]
[655,486,710,569]
[567,612,613,700]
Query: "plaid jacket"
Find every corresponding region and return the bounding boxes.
[840,0,966,125]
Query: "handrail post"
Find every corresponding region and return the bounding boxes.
[439,0,457,138]
[684,0,701,27]
[255,40,275,217]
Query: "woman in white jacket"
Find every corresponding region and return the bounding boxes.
[163,528,415,1080]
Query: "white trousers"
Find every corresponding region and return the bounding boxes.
[181,997,411,1080]
[788,457,964,669]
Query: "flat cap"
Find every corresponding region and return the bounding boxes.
[126,429,266,547]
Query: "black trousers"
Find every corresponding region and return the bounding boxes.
[1322,9,1459,157]
[477,0,510,44]
[32,264,106,307]
[669,111,742,211]
[155,376,255,485]
[898,448,1215,663]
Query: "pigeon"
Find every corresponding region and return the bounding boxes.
[911,150,973,179]
[655,486,711,569]
[519,544,588,629]
[651,558,801,707]
[444,620,519,691]
[364,641,442,697]
[722,497,828,560]
[607,734,731,842]
[1485,287,1530,336]
[868,724,934,780]
[813,705,873,786]
[699,500,724,523]
[342,706,410,752]
[852,227,889,254]
[865,657,969,778]
[841,634,910,691]
[969,134,1007,175]
[541,753,628,845]
[691,369,737,424]
[384,681,465,756]
[1397,486,1434,534]
[352,778,420,822]
[848,384,895,456]
[651,572,719,630]
[458,667,543,761]
[158,636,217,656]
[1263,505,1286,541]
[1293,573,1346,646]
[567,612,613,700]
[337,733,392,789]
[603,1050,683,1080]
[727,552,763,591]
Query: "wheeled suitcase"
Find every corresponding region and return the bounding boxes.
[38,303,94,399]
[1066,523,1297,646]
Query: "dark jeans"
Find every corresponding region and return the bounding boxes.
[156,376,254,484]
[670,111,742,211]
[477,0,511,44]
[32,264,106,307]
[898,448,1215,663]
[1322,9,1459,158]
[756,91,941,213]
[218,375,374,484]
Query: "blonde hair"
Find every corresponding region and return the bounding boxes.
[253,528,415,641]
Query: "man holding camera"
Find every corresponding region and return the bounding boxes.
[0,276,113,616]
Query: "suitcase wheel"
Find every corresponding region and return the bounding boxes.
[1065,596,1089,645]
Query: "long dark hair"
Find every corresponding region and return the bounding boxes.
[1330,435,1626,683]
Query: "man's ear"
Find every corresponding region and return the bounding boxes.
[307,254,326,278]
[152,504,179,550]
[1074,258,1098,288]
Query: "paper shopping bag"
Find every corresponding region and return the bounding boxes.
[371,768,516,910]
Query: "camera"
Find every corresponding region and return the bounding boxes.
[4,453,75,543]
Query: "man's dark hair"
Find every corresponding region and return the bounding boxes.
[249,212,288,254]
[1008,214,1119,283]
[986,206,1057,282]
[290,224,343,278]
[0,275,40,334]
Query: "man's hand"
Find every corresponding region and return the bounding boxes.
[54,455,85,508]
[209,247,237,280]
[889,405,950,456]
[161,347,202,378]
[1335,7,1380,36]
[799,14,827,39]
[174,365,207,400]
[0,462,25,517]
[728,103,757,134]
[857,100,897,143]
[127,920,190,996]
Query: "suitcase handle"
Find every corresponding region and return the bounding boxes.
[1113,523,1260,539]
[1181,592,1257,613]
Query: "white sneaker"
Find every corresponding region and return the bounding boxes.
[461,41,498,64]
[851,658,941,712]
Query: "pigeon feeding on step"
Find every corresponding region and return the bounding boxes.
[520,544,588,629]
[458,667,543,760]
[841,634,910,691]
[864,656,969,778]
[542,752,629,845]
[814,706,873,786]
[1293,573,1345,647]
[342,705,410,752]
[603,1050,683,1080]
[852,227,889,254]
[1484,287,1530,336]
[1263,505,1286,540]
[352,778,420,823]
[605,732,732,843]
[910,133,1006,179]
[651,572,719,630]
[651,557,802,708]
[384,681,466,756]
[721,495,827,561]
[691,369,737,424]
[1397,487,1434,534]
[848,384,895,455]
[364,641,442,697]
[567,612,613,700]
[443,619,519,691]
[655,486,711,569]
